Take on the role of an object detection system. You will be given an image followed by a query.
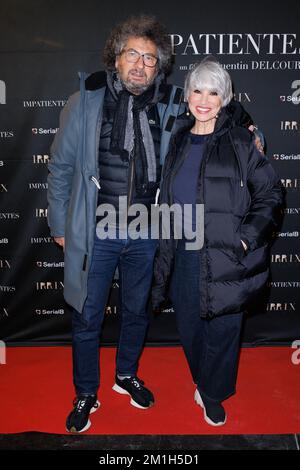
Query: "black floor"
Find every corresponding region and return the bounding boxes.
[0,432,299,450]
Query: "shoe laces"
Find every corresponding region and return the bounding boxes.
[73,396,98,413]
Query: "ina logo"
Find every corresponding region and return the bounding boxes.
[0,80,6,105]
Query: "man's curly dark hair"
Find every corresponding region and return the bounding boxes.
[103,14,173,75]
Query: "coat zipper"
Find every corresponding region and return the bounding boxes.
[228,131,244,187]
[154,188,160,206]
[92,104,103,217]
[200,144,213,318]
[127,151,135,210]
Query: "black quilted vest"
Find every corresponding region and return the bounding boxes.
[97,88,161,214]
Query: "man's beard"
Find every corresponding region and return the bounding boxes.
[122,69,156,95]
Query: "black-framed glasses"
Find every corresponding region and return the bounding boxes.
[121,48,158,67]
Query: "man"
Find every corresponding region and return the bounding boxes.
[47,15,187,433]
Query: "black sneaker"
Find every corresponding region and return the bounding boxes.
[194,389,226,426]
[112,376,154,409]
[66,395,100,433]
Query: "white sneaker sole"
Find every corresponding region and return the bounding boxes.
[194,389,226,427]
[66,400,100,433]
[112,383,152,409]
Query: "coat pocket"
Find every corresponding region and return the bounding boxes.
[233,229,247,262]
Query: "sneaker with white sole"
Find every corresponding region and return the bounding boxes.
[112,376,154,409]
[194,389,226,426]
[66,395,100,433]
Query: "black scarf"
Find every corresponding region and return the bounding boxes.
[108,72,162,195]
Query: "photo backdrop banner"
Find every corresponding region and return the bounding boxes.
[0,0,299,345]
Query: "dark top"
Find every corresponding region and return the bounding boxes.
[173,133,209,233]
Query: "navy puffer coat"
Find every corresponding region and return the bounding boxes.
[152,107,283,318]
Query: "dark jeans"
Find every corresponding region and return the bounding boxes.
[72,231,158,396]
[171,240,244,402]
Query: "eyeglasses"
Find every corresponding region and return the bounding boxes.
[121,48,158,68]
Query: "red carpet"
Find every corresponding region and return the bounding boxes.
[0,346,299,435]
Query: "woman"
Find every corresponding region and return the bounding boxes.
[152,58,282,426]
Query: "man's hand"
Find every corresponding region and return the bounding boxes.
[254,135,264,154]
[54,237,65,250]
[248,125,265,154]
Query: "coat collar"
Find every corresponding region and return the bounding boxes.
[85,71,107,90]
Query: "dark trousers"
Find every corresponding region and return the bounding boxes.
[171,240,244,402]
[72,232,158,396]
